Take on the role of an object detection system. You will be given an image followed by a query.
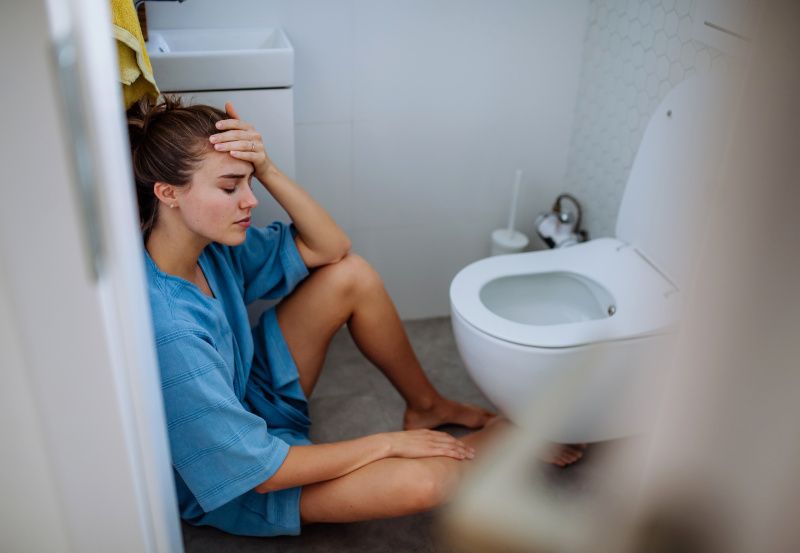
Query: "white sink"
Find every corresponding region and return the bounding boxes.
[146,27,294,92]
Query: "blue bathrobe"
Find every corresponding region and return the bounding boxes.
[145,221,312,537]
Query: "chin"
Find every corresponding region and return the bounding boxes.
[217,230,248,247]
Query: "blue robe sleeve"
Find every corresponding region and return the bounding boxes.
[227,221,310,304]
[157,329,291,513]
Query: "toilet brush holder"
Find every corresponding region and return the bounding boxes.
[490,169,530,256]
[490,228,529,256]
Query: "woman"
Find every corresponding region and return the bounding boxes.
[128,96,583,537]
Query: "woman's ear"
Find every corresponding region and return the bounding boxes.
[153,181,178,207]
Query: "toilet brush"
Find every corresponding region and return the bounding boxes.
[491,169,530,256]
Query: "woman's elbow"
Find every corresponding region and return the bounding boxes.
[327,235,352,264]
[336,236,352,261]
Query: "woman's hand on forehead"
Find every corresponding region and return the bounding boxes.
[208,102,275,181]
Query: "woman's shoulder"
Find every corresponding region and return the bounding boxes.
[150,289,219,341]
[149,300,216,347]
[144,257,220,343]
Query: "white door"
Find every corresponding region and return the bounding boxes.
[0,0,182,551]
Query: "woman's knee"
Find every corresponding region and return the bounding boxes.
[404,459,462,512]
[322,252,384,299]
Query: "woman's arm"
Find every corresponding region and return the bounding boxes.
[258,163,352,268]
[210,102,351,268]
[255,429,475,493]
[254,435,387,493]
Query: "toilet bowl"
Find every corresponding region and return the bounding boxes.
[450,238,679,443]
[450,75,731,443]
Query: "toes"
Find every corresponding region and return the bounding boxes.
[477,410,498,428]
[561,448,583,465]
[547,445,585,467]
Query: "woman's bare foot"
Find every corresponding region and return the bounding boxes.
[406,405,586,467]
[403,396,495,430]
[462,416,586,467]
[539,443,587,467]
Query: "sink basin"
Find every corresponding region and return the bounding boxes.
[146,27,293,92]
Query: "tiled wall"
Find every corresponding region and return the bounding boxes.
[147,1,590,319]
[563,0,727,238]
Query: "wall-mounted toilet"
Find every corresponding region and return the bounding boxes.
[450,76,731,443]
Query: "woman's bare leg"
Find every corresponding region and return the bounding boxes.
[300,417,511,524]
[276,253,493,428]
[276,253,584,465]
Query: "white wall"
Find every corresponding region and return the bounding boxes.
[563,0,728,238]
[146,0,590,319]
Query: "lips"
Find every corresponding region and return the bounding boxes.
[235,216,251,227]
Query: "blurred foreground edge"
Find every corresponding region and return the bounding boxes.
[439,0,800,551]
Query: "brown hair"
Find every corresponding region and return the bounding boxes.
[127,95,227,242]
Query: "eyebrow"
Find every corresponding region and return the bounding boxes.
[218,171,254,180]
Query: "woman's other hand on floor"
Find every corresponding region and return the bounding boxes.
[379,429,476,461]
[209,101,276,181]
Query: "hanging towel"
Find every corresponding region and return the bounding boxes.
[111,0,159,108]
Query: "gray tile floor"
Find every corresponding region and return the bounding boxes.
[181,317,606,552]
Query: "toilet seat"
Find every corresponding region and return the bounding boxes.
[449,238,681,348]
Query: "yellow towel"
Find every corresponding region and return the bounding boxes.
[111,0,159,108]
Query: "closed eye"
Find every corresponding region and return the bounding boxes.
[219,171,255,194]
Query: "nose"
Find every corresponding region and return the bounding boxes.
[241,184,259,209]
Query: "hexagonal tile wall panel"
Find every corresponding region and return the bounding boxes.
[563,0,728,238]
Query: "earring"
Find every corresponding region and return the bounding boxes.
[170,203,176,209]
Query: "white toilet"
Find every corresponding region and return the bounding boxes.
[450,76,731,443]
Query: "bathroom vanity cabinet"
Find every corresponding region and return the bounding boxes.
[175,88,296,181]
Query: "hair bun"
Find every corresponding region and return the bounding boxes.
[127,95,185,148]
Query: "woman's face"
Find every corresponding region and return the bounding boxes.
[174,149,259,246]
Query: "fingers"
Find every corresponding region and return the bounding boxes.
[228,150,261,162]
[215,118,253,132]
[418,429,475,460]
[437,446,475,460]
[210,114,270,168]
[391,428,477,461]
[209,129,265,166]
[209,129,260,144]
[212,139,262,153]
[224,101,240,120]
[431,442,475,460]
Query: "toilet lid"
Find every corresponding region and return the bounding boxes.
[449,239,681,348]
[615,75,732,288]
